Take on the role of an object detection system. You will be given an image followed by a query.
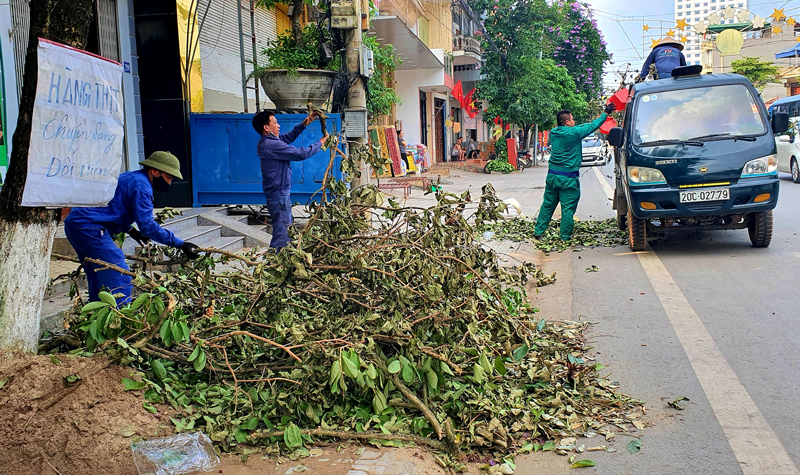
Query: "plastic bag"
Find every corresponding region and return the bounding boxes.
[131,432,220,475]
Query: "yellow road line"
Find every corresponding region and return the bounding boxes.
[591,166,799,474]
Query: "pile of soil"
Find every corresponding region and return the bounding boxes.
[0,354,172,475]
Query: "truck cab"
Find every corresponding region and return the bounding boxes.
[608,66,789,251]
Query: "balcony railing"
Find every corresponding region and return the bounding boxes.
[453,34,482,55]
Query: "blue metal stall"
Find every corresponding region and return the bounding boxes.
[189,113,343,207]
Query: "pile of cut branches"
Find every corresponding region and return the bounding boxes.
[55,150,642,467]
[479,218,628,252]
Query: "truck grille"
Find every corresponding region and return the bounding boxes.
[685,200,726,212]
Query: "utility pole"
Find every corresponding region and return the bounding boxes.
[346,0,367,187]
[533,47,542,166]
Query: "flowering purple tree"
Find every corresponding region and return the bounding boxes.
[549,2,610,108]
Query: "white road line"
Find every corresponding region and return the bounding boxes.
[590,166,799,474]
[592,166,615,200]
[637,253,799,475]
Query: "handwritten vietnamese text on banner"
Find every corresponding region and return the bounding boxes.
[21,39,124,207]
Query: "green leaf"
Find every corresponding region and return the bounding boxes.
[244,417,259,430]
[187,345,201,362]
[122,378,146,391]
[571,460,596,468]
[387,360,402,374]
[342,354,360,379]
[402,363,415,383]
[479,352,492,374]
[179,322,191,343]
[159,321,171,343]
[130,293,150,311]
[543,441,556,451]
[494,357,507,376]
[235,429,248,443]
[193,349,206,372]
[627,439,642,454]
[512,344,529,362]
[330,360,341,386]
[520,443,534,454]
[284,423,303,448]
[82,301,109,313]
[98,291,118,308]
[473,363,485,384]
[372,390,387,414]
[142,401,158,414]
[440,360,455,376]
[50,355,61,365]
[171,323,183,345]
[151,359,167,380]
[426,369,438,394]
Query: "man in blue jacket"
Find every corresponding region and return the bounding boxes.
[65,152,200,304]
[253,110,328,249]
[639,37,686,80]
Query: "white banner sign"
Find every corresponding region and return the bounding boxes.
[21,39,124,207]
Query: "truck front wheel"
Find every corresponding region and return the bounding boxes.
[748,211,773,248]
[628,210,647,251]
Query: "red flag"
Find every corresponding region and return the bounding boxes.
[460,87,475,110]
[452,81,464,104]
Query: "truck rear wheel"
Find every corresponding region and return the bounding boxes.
[748,210,773,248]
[628,210,647,251]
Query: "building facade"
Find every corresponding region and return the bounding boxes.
[675,0,748,66]
[371,0,455,164]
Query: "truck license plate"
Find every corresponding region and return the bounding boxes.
[679,188,730,203]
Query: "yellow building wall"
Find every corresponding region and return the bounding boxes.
[422,1,452,52]
[275,3,292,35]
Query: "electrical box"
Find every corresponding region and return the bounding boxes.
[344,109,368,138]
[331,0,357,30]
[360,44,374,78]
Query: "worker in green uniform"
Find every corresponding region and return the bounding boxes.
[534,104,617,240]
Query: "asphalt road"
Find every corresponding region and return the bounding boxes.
[535,160,800,474]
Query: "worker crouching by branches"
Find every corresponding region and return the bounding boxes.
[64,152,200,304]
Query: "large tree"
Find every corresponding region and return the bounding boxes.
[472,0,591,146]
[549,1,610,108]
[0,0,95,350]
[730,57,780,92]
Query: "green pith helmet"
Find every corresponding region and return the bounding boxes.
[139,151,183,180]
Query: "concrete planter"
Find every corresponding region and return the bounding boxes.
[258,69,336,110]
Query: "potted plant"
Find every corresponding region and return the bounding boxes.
[252,0,339,110]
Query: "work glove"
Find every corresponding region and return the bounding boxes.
[604,103,617,114]
[181,242,201,260]
[127,227,150,246]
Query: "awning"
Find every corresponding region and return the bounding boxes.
[368,16,444,70]
[776,43,800,59]
[707,22,770,33]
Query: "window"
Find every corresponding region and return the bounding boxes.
[678,12,683,15]
[712,6,717,9]
[633,84,767,145]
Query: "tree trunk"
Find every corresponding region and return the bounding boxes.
[0,0,94,351]
[291,0,304,47]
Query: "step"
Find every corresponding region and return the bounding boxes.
[162,214,200,233]
[204,235,245,253]
[175,225,222,245]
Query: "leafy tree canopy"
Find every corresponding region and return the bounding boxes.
[730,57,780,91]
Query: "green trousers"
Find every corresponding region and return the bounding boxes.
[534,173,581,240]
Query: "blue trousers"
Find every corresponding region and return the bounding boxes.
[266,194,293,249]
[64,224,132,304]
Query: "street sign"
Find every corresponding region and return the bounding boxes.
[21,39,124,207]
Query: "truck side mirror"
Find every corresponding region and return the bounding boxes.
[772,112,789,134]
[607,127,624,147]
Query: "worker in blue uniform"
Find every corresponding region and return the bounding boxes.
[639,37,686,80]
[253,110,328,249]
[65,152,200,304]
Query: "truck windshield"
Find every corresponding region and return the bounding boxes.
[633,84,767,145]
[582,139,601,148]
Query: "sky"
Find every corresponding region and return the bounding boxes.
[584,0,800,89]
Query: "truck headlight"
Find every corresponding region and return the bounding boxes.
[628,166,666,185]
[741,155,778,177]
